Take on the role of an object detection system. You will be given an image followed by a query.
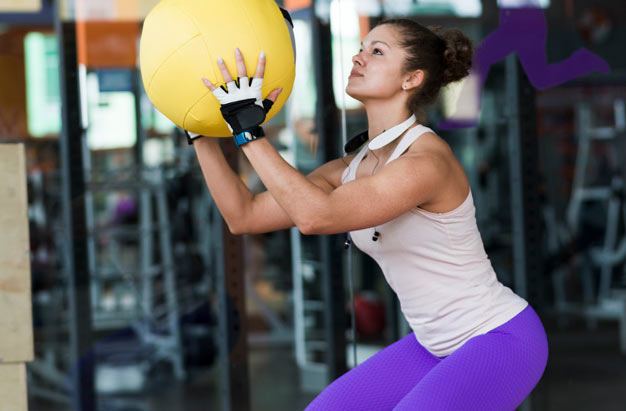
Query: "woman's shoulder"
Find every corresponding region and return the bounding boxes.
[402,129,456,166]
[403,129,470,211]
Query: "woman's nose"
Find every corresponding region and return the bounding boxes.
[352,53,363,66]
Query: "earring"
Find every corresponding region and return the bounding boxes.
[402,84,407,91]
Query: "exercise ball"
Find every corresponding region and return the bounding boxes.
[140,0,296,137]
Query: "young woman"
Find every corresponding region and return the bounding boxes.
[192,18,548,411]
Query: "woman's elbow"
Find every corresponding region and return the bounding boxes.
[298,223,314,235]
[226,218,248,235]
[298,218,329,235]
[227,224,242,235]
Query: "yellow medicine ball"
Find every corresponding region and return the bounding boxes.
[140,0,295,137]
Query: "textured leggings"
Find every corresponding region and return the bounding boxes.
[305,304,548,411]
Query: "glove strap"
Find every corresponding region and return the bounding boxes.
[233,126,265,147]
[220,98,266,135]
[185,130,202,146]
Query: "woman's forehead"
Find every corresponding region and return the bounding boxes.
[363,24,400,47]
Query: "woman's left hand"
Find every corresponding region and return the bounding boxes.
[202,48,282,135]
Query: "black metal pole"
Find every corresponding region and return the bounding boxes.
[517,55,547,411]
[131,68,146,167]
[215,139,250,411]
[53,1,95,409]
[311,3,347,380]
[505,56,545,309]
[505,55,546,411]
[517,64,545,311]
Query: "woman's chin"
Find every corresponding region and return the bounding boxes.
[345,88,364,102]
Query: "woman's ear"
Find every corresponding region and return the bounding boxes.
[403,70,425,91]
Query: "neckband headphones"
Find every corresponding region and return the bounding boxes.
[344,115,417,153]
[343,115,417,244]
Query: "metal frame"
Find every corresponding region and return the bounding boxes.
[313,5,348,383]
[288,5,348,394]
[505,54,545,411]
[215,139,250,411]
[552,99,626,354]
[54,1,95,407]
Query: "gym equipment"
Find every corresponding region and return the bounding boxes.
[549,98,626,354]
[83,166,186,381]
[139,0,296,137]
[353,292,386,338]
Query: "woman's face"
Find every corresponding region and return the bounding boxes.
[346,24,408,102]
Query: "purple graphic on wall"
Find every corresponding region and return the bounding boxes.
[438,0,611,130]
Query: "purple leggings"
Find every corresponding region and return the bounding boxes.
[305,304,548,410]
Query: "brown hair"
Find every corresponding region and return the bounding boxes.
[378,19,474,117]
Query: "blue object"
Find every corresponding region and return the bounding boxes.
[97,70,134,93]
[233,126,265,147]
[0,1,53,24]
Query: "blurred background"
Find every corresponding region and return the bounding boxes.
[0,0,625,410]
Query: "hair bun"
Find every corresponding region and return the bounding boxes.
[379,19,475,115]
[438,28,474,85]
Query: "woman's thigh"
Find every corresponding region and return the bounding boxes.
[304,332,442,411]
[393,305,549,411]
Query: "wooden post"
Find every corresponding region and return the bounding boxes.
[0,144,33,411]
[0,364,28,411]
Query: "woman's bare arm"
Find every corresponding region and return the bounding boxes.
[240,133,452,235]
[193,137,353,234]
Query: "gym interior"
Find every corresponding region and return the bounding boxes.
[1,0,625,410]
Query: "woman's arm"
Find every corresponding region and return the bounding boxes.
[241,135,451,235]
[193,137,352,234]
[198,48,452,235]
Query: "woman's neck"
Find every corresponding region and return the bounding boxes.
[365,100,413,140]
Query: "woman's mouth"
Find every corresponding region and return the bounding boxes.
[349,69,363,78]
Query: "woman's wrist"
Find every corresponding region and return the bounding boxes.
[193,136,219,148]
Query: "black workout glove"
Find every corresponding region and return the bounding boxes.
[184,85,274,145]
[212,76,274,136]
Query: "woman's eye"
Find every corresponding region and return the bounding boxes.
[373,48,383,55]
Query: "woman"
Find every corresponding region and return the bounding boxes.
[192,18,548,411]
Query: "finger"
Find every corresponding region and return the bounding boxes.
[217,56,233,84]
[235,48,248,78]
[202,77,217,92]
[253,51,266,79]
[265,87,283,103]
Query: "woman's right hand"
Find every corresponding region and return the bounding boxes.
[201,48,282,136]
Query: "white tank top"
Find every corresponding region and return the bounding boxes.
[341,124,528,357]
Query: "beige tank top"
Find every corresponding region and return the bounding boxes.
[341,124,528,357]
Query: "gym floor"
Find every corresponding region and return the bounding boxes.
[29,313,626,411]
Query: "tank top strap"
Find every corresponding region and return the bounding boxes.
[384,124,434,166]
[342,124,434,184]
[341,143,370,184]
